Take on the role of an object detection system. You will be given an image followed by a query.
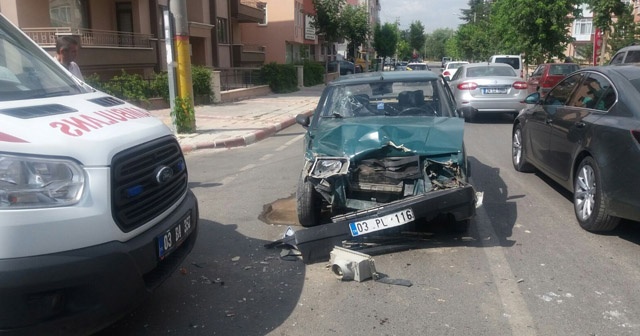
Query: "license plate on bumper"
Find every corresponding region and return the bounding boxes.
[349,208,415,237]
[157,212,193,260]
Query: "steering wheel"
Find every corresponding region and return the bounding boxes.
[397,106,438,116]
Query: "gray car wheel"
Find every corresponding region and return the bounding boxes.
[512,124,535,172]
[573,156,619,232]
[297,173,322,227]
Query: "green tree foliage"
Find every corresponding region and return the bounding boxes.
[408,21,426,56]
[396,39,412,61]
[373,23,399,67]
[311,0,345,44]
[424,29,454,61]
[447,0,499,62]
[482,0,580,65]
[608,4,639,56]
[586,0,627,32]
[341,4,370,60]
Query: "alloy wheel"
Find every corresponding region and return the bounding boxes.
[512,128,523,166]
[574,164,596,221]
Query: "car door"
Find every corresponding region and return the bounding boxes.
[526,73,584,168]
[546,72,614,181]
[527,65,544,94]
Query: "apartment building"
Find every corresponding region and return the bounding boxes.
[239,0,379,65]
[0,0,265,79]
[240,0,321,64]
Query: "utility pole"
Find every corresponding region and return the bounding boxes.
[170,0,195,131]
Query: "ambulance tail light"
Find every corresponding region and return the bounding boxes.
[0,154,85,209]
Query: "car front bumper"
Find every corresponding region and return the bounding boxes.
[0,190,199,336]
[271,184,476,263]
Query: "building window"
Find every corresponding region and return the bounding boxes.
[217,17,229,44]
[573,19,592,36]
[257,2,267,26]
[49,0,90,29]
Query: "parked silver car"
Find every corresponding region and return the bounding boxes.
[448,63,529,122]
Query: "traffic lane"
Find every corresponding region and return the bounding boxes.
[464,120,640,335]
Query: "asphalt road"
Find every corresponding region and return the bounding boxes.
[98,110,640,336]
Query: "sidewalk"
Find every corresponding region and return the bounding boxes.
[149,85,324,153]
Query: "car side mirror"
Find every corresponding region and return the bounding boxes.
[524,92,541,104]
[296,114,310,127]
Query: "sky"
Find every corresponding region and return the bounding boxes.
[377,0,469,33]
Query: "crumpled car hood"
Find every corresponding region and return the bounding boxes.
[309,116,464,158]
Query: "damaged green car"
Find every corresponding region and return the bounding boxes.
[296,71,476,236]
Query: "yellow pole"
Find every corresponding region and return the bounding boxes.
[175,35,193,100]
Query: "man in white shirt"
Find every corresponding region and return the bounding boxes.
[55,36,84,81]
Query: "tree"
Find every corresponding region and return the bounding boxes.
[491,0,581,65]
[408,21,426,58]
[341,4,370,60]
[424,28,454,61]
[373,23,398,70]
[608,4,639,57]
[312,0,346,82]
[586,1,637,63]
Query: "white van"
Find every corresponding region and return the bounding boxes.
[0,14,198,335]
[489,54,524,78]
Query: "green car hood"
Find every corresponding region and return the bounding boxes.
[309,116,464,159]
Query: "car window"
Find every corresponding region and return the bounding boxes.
[549,64,579,75]
[545,73,583,106]
[531,65,544,77]
[625,50,640,63]
[493,57,520,70]
[610,52,625,65]
[451,67,463,80]
[467,66,516,77]
[567,73,615,111]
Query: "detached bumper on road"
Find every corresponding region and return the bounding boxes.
[268,184,476,264]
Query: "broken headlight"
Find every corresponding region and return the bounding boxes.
[0,154,85,209]
[310,157,350,179]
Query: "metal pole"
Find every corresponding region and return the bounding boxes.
[170,0,195,130]
[162,6,177,132]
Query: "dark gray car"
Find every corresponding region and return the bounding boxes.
[512,66,640,232]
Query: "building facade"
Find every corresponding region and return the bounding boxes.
[0,0,265,79]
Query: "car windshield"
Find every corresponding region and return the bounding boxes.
[0,17,88,101]
[494,58,520,70]
[466,66,516,77]
[549,64,579,75]
[318,79,455,120]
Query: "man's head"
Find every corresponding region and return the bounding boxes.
[55,36,79,66]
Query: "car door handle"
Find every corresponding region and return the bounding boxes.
[575,121,586,128]
[545,118,553,124]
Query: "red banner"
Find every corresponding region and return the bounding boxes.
[593,28,603,66]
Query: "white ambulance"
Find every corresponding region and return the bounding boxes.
[0,14,198,335]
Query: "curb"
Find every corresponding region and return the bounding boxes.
[180,109,313,154]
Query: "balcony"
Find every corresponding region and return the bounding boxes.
[231,0,265,23]
[22,27,153,48]
[232,44,266,66]
[22,27,157,76]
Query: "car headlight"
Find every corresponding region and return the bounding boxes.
[0,154,85,209]
[310,157,350,178]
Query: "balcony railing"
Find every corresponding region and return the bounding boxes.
[22,27,153,48]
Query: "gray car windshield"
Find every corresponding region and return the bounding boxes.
[320,80,454,119]
[467,66,516,77]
